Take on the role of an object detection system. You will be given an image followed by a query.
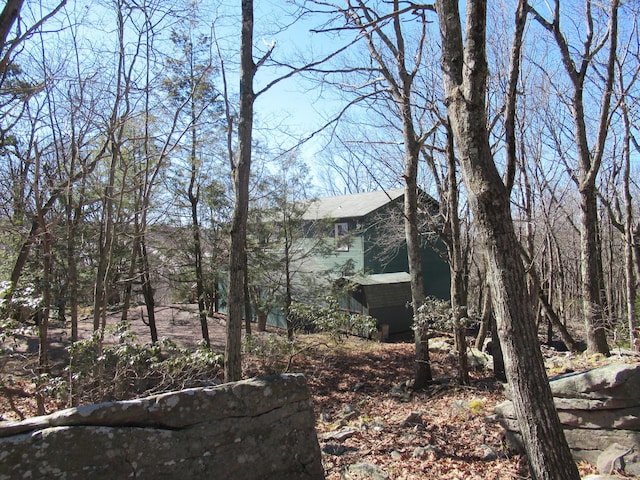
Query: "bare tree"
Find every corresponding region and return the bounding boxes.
[0,1,66,78]
[225,0,262,382]
[530,0,621,355]
[435,1,581,478]
[604,45,640,350]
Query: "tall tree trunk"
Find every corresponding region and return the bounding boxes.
[620,95,638,350]
[225,0,256,383]
[346,0,432,387]
[435,1,581,478]
[284,237,294,340]
[445,122,469,385]
[191,196,210,348]
[65,189,82,343]
[93,145,118,333]
[34,151,51,415]
[188,128,210,347]
[405,161,431,388]
[93,2,128,334]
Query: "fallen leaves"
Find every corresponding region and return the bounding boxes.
[291,339,529,479]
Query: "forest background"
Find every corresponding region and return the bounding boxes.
[0,0,639,477]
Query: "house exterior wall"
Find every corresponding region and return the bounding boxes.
[420,239,450,299]
[299,220,365,275]
[361,210,450,300]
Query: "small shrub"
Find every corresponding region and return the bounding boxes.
[289,297,378,342]
[48,322,223,407]
[243,333,298,374]
[0,282,38,356]
[415,297,453,332]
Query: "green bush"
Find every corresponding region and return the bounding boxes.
[289,296,378,341]
[0,281,37,357]
[49,322,223,406]
[414,297,478,333]
[243,333,299,374]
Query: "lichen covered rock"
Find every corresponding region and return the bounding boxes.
[0,374,324,480]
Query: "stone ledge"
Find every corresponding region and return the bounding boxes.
[0,374,325,480]
[495,362,640,475]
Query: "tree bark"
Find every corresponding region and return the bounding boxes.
[621,101,638,350]
[225,0,256,383]
[474,280,491,350]
[139,237,157,344]
[404,152,432,388]
[445,122,468,385]
[580,184,610,354]
[189,115,210,348]
[435,1,580,478]
[0,0,23,49]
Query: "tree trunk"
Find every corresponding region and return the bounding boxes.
[189,149,210,348]
[120,235,140,324]
[435,1,581,478]
[243,251,252,335]
[445,122,469,385]
[405,175,431,388]
[192,205,210,348]
[401,75,431,390]
[225,0,255,383]
[489,316,506,382]
[93,145,118,333]
[346,0,432,387]
[475,281,491,350]
[0,0,23,47]
[580,184,610,354]
[284,238,294,340]
[621,101,638,351]
[139,236,157,344]
[257,310,267,332]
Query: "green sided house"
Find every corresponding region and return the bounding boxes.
[290,188,450,334]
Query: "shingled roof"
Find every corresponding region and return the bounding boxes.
[302,188,405,221]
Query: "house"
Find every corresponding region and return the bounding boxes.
[286,188,451,334]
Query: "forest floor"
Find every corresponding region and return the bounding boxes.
[0,304,611,479]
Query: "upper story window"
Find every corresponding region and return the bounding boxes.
[335,222,349,251]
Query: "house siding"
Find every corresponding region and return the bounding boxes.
[299,222,365,275]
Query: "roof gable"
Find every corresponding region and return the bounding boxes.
[302,188,405,221]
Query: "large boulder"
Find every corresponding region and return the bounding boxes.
[0,374,325,480]
[495,362,640,474]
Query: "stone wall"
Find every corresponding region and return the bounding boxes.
[0,374,325,480]
[495,362,640,476]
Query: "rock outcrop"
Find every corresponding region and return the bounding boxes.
[495,362,640,476]
[0,374,325,480]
